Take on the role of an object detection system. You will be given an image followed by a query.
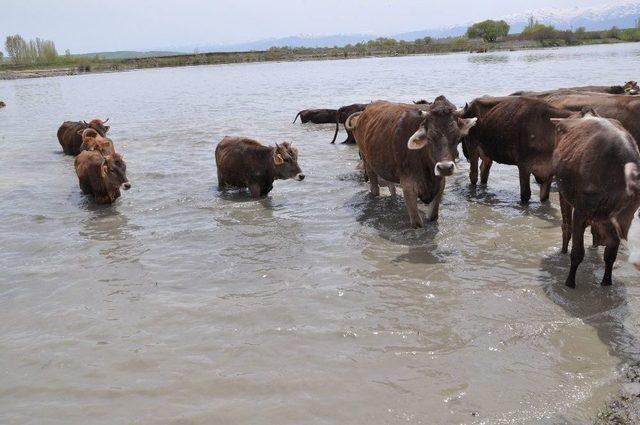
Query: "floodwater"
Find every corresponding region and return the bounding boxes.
[1,43,640,424]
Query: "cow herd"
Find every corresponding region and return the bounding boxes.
[55,80,640,288]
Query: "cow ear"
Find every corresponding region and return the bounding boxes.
[101,162,108,177]
[407,127,428,150]
[273,153,284,165]
[458,117,477,136]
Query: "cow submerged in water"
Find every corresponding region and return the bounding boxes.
[346,97,477,227]
[57,118,110,155]
[215,137,305,198]
[74,151,130,204]
[552,108,640,287]
[79,128,116,156]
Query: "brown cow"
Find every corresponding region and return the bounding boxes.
[215,137,305,198]
[347,97,477,227]
[292,109,337,124]
[331,103,368,144]
[461,96,573,204]
[79,128,116,156]
[552,109,640,287]
[57,118,110,155]
[511,81,639,96]
[74,151,130,204]
[541,93,640,146]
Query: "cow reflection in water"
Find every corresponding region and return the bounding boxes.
[79,208,142,264]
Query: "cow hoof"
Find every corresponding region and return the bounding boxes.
[601,279,612,287]
[561,248,568,254]
[565,279,576,289]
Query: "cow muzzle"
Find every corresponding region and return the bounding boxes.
[122,182,131,190]
[295,173,305,181]
[435,161,455,177]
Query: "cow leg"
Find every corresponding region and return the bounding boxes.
[466,139,479,186]
[424,179,445,222]
[479,156,493,186]
[539,177,553,203]
[518,167,532,205]
[566,213,587,288]
[602,238,620,287]
[248,184,262,198]
[559,194,572,254]
[364,161,380,197]
[591,227,601,247]
[388,184,397,196]
[401,180,423,228]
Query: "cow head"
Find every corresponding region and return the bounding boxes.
[273,142,305,181]
[407,96,477,177]
[624,81,639,95]
[86,118,110,136]
[101,153,130,193]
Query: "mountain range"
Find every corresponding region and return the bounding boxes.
[97,1,640,57]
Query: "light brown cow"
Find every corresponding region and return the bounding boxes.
[75,151,130,204]
[79,128,116,156]
[347,97,476,227]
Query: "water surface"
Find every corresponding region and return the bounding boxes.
[1,43,640,424]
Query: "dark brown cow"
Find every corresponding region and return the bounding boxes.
[541,94,640,146]
[331,103,368,144]
[74,151,130,204]
[292,109,337,124]
[552,109,640,287]
[57,118,110,155]
[347,97,477,227]
[79,128,116,156]
[461,96,573,204]
[215,137,305,198]
[511,81,639,96]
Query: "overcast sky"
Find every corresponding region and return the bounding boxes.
[1,0,611,53]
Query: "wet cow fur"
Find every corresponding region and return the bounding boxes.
[348,97,477,228]
[57,119,110,155]
[552,109,640,287]
[215,136,305,198]
[461,96,573,204]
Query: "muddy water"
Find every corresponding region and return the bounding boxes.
[1,43,640,424]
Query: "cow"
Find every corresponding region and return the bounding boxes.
[79,128,116,156]
[346,97,477,228]
[57,118,110,156]
[511,81,639,96]
[215,137,305,198]
[331,103,368,144]
[629,211,640,271]
[292,109,337,124]
[552,108,640,287]
[0,101,5,108]
[74,151,130,204]
[541,93,640,146]
[460,96,573,204]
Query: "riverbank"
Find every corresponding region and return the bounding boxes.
[0,37,633,81]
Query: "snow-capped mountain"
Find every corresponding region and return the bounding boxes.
[505,0,640,32]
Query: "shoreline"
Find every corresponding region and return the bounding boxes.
[0,39,634,81]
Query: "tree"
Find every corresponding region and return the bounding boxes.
[5,34,58,65]
[466,20,510,42]
[522,17,558,42]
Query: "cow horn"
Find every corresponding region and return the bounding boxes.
[82,120,89,126]
[103,118,110,123]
